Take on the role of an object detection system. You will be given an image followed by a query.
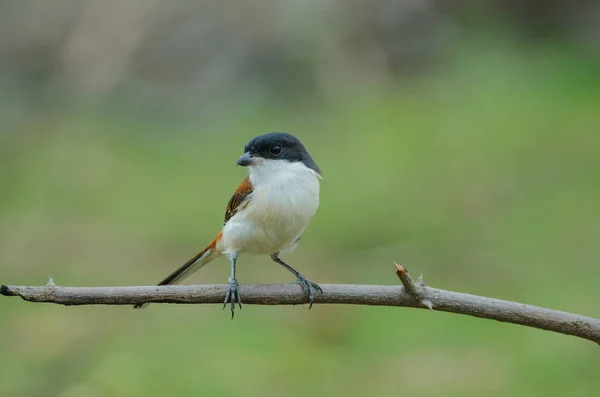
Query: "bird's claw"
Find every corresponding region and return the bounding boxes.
[294,275,323,309]
[223,278,242,319]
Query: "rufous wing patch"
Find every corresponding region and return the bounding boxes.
[224,177,253,225]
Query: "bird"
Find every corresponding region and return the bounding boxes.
[134,132,323,317]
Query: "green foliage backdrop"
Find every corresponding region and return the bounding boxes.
[1,41,600,396]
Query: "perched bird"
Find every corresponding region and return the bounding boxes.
[134,132,322,317]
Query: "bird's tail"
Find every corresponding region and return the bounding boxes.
[134,233,222,309]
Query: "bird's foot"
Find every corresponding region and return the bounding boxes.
[293,275,323,309]
[223,278,242,319]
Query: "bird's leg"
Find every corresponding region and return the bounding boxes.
[270,253,323,309]
[224,252,242,318]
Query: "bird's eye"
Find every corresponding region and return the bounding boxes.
[270,145,281,155]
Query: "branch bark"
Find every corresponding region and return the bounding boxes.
[2,267,600,345]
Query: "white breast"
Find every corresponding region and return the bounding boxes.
[220,159,320,255]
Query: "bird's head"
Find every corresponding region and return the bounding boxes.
[236,132,320,175]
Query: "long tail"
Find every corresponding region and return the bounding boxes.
[134,233,222,309]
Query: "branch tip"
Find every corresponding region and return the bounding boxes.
[46,277,56,287]
[393,262,408,280]
[394,262,419,294]
[0,285,14,296]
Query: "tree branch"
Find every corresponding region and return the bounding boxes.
[2,266,600,345]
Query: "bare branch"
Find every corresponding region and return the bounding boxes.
[2,266,600,345]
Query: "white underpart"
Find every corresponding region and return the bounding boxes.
[219,159,321,255]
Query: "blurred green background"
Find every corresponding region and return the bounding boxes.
[1,1,600,396]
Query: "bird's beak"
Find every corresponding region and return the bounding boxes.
[236,152,255,167]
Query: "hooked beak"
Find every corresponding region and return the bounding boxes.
[236,152,255,167]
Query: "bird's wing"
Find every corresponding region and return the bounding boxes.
[224,176,254,225]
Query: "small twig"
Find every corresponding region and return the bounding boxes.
[394,262,433,310]
[394,262,420,294]
[2,265,600,345]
